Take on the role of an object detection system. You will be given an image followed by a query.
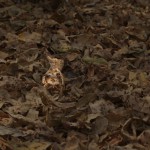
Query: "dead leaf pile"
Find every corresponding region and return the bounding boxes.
[0,0,150,149]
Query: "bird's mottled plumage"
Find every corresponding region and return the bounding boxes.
[42,56,64,96]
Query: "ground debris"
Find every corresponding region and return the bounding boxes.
[0,0,150,149]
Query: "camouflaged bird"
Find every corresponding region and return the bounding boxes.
[42,55,64,96]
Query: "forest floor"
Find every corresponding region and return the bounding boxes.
[0,0,150,149]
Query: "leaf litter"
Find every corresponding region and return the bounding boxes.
[0,0,150,149]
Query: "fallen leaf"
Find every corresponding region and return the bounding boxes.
[18,32,42,43]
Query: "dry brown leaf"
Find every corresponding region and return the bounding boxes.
[18,32,42,43]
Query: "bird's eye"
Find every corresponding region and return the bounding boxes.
[46,73,56,78]
[47,73,52,77]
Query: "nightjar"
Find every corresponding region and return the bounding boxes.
[42,55,64,96]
